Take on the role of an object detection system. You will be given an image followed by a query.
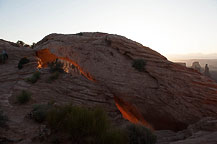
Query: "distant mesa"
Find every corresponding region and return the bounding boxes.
[191,61,211,77]
[204,64,211,77]
[191,61,202,72]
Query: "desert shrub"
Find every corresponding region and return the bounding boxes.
[18,57,30,69]
[101,129,127,144]
[17,40,25,46]
[0,110,8,127]
[132,59,146,72]
[31,104,52,123]
[75,32,83,36]
[46,105,126,143]
[48,59,64,73]
[31,42,36,49]
[126,124,157,144]
[26,71,41,83]
[16,90,32,104]
[48,72,59,82]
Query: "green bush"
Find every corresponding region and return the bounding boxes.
[132,59,146,72]
[46,105,126,144]
[18,57,30,69]
[101,129,127,144]
[126,124,157,144]
[48,59,64,73]
[31,104,52,123]
[31,42,36,49]
[48,72,59,82]
[75,32,83,36]
[0,110,8,127]
[16,90,32,104]
[26,71,41,83]
[16,40,25,46]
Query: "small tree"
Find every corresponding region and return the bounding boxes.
[18,57,30,69]
[16,40,25,46]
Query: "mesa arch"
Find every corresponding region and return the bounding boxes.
[35,48,153,129]
[36,48,95,82]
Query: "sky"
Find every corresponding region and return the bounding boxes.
[0,0,217,59]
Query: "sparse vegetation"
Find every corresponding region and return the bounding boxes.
[126,124,157,144]
[46,105,127,144]
[18,57,30,69]
[16,40,25,46]
[132,59,146,72]
[28,102,157,143]
[47,72,59,83]
[0,110,8,127]
[24,44,30,48]
[31,42,36,49]
[102,129,128,144]
[48,59,64,73]
[31,104,52,123]
[26,71,41,83]
[16,90,32,104]
[75,32,83,36]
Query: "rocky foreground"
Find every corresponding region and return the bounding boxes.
[0,32,217,143]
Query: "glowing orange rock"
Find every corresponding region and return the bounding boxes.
[114,96,153,130]
[36,48,95,81]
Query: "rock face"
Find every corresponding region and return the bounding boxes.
[156,117,217,144]
[1,33,217,143]
[34,33,217,131]
[204,64,211,77]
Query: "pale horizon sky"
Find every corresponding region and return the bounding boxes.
[0,0,217,59]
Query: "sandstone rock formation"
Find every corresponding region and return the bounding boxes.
[34,33,217,131]
[1,32,217,143]
[156,117,217,144]
[191,61,201,72]
[204,64,211,77]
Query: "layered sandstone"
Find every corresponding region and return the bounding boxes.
[34,32,217,131]
[1,33,217,143]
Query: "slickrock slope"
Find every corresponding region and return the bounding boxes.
[34,32,217,131]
